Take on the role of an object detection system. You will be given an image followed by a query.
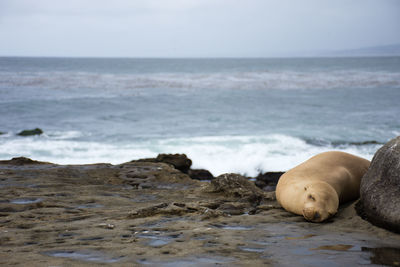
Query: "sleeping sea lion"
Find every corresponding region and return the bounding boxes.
[276,151,370,222]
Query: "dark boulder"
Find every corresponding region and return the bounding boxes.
[188,169,214,180]
[356,136,400,233]
[155,154,192,173]
[17,128,43,136]
[255,171,285,191]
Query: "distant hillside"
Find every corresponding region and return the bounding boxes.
[322,44,400,57]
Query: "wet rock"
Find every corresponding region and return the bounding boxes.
[188,169,214,180]
[200,208,226,220]
[128,202,198,219]
[217,202,247,215]
[129,203,169,218]
[254,172,284,191]
[133,158,158,163]
[97,223,115,229]
[0,157,49,165]
[208,173,266,204]
[357,136,400,233]
[362,247,400,266]
[42,250,123,263]
[1,156,400,266]
[17,128,43,136]
[118,161,195,189]
[155,154,192,173]
[133,154,192,174]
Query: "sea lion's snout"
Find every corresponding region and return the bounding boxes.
[303,204,337,222]
[302,206,332,222]
[303,207,322,222]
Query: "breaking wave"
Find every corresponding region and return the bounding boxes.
[0,133,379,177]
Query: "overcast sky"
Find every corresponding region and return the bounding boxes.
[0,0,399,57]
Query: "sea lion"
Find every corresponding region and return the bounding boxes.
[276,151,370,222]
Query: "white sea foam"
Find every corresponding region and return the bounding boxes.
[0,137,154,165]
[0,134,378,177]
[153,135,376,176]
[43,131,86,140]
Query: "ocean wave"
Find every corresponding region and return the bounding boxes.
[1,70,399,93]
[304,138,384,147]
[0,133,379,177]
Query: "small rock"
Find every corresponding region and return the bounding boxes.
[133,154,193,174]
[0,157,49,165]
[217,203,247,215]
[155,154,192,173]
[17,128,43,136]
[188,169,214,180]
[173,203,186,208]
[208,173,266,204]
[98,223,115,229]
[255,172,284,191]
[201,208,225,220]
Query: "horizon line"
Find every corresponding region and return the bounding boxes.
[1,54,400,60]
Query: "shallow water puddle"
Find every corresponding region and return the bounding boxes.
[75,203,103,209]
[10,198,42,204]
[285,234,316,240]
[0,183,39,189]
[238,246,266,253]
[58,232,79,238]
[43,250,123,263]
[290,247,315,256]
[210,223,253,231]
[137,230,182,247]
[140,216,188,228]
[138,256,233,266]
[130,194,158,203]
[220,225,253,230]
[78,236,104,241]
[235,223,396,266]
[311,244,353,251]
[148,239,170,247]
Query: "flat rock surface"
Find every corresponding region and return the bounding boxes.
[0,159,399,266]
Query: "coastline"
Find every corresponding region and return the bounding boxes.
[0,156,399,266]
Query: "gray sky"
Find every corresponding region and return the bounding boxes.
[0,0,399,57]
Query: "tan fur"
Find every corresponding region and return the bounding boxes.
[276,151,370,222]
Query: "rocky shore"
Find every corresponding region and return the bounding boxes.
[0,154,399,266]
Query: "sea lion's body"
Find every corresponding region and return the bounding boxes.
[276,151,370,222]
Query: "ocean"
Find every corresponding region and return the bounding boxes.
[0,57,399,176]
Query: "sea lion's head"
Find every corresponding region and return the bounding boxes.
[302,182,339,222]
